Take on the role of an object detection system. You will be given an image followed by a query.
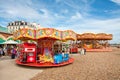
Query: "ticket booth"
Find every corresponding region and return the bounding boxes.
[22,43,36,63]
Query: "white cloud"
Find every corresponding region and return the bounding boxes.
[71,12,83,20]
[67,12,83,23]
[0,0,40,19]
[63,0,94,13]
[110,0,120,5]
[54,14,64,19]
[63,0,80,10]
[65,18,120,43]
[86,18,120,30]
[70,18,120,33]
[0,0,57,27]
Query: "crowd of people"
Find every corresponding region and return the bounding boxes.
[0,45,18,59]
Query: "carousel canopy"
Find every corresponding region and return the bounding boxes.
[96,33,112,40]
[13,28,112,41]
[13,28,77,41]
[77,33,95,40]
[77,33,112,40]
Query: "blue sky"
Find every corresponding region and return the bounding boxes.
[0,0,120,43]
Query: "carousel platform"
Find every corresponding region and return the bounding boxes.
[86,48,112,52]
[16,58,74,67]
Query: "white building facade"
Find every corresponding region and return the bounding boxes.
[7,21,43,34]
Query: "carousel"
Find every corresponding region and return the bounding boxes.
[77,33,112,52]
[13,28,76,67]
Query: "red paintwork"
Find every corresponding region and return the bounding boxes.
[16,58,74,67]
[18,43,37,63]
[70,48,78,53]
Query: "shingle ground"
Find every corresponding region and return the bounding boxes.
[31,48,120,80]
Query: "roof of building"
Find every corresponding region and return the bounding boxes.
[0,26,9,33]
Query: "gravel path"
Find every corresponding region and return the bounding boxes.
[31,48,120,80]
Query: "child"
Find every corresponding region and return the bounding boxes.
[62,50,65,58]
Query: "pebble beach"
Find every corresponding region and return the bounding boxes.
[31,48,120,80]
[0,48,120,80]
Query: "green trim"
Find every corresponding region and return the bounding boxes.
[0,38,5,44]
[7,38,13,41]
[15,40,21,43]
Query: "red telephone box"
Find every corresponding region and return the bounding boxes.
[22,43,36,63]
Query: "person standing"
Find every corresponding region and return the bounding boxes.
[11,47,17,59]
[62,50,65,58]
[81,48,86,55]
[84,48,86,55]
[78,48,81,54]
[3,46,7,56]
[0,48,3,57]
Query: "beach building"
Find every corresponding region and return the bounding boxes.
[7,21,42,34]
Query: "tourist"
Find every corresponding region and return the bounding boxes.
[11,47,17,59]
[81,48,86,55]
[0,48,3,57]
[62,50,65,58]
[84,48,86,55]
[3,46,7,56]
[78,48,81,54]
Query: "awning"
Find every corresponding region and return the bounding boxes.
[3,40,18,44]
